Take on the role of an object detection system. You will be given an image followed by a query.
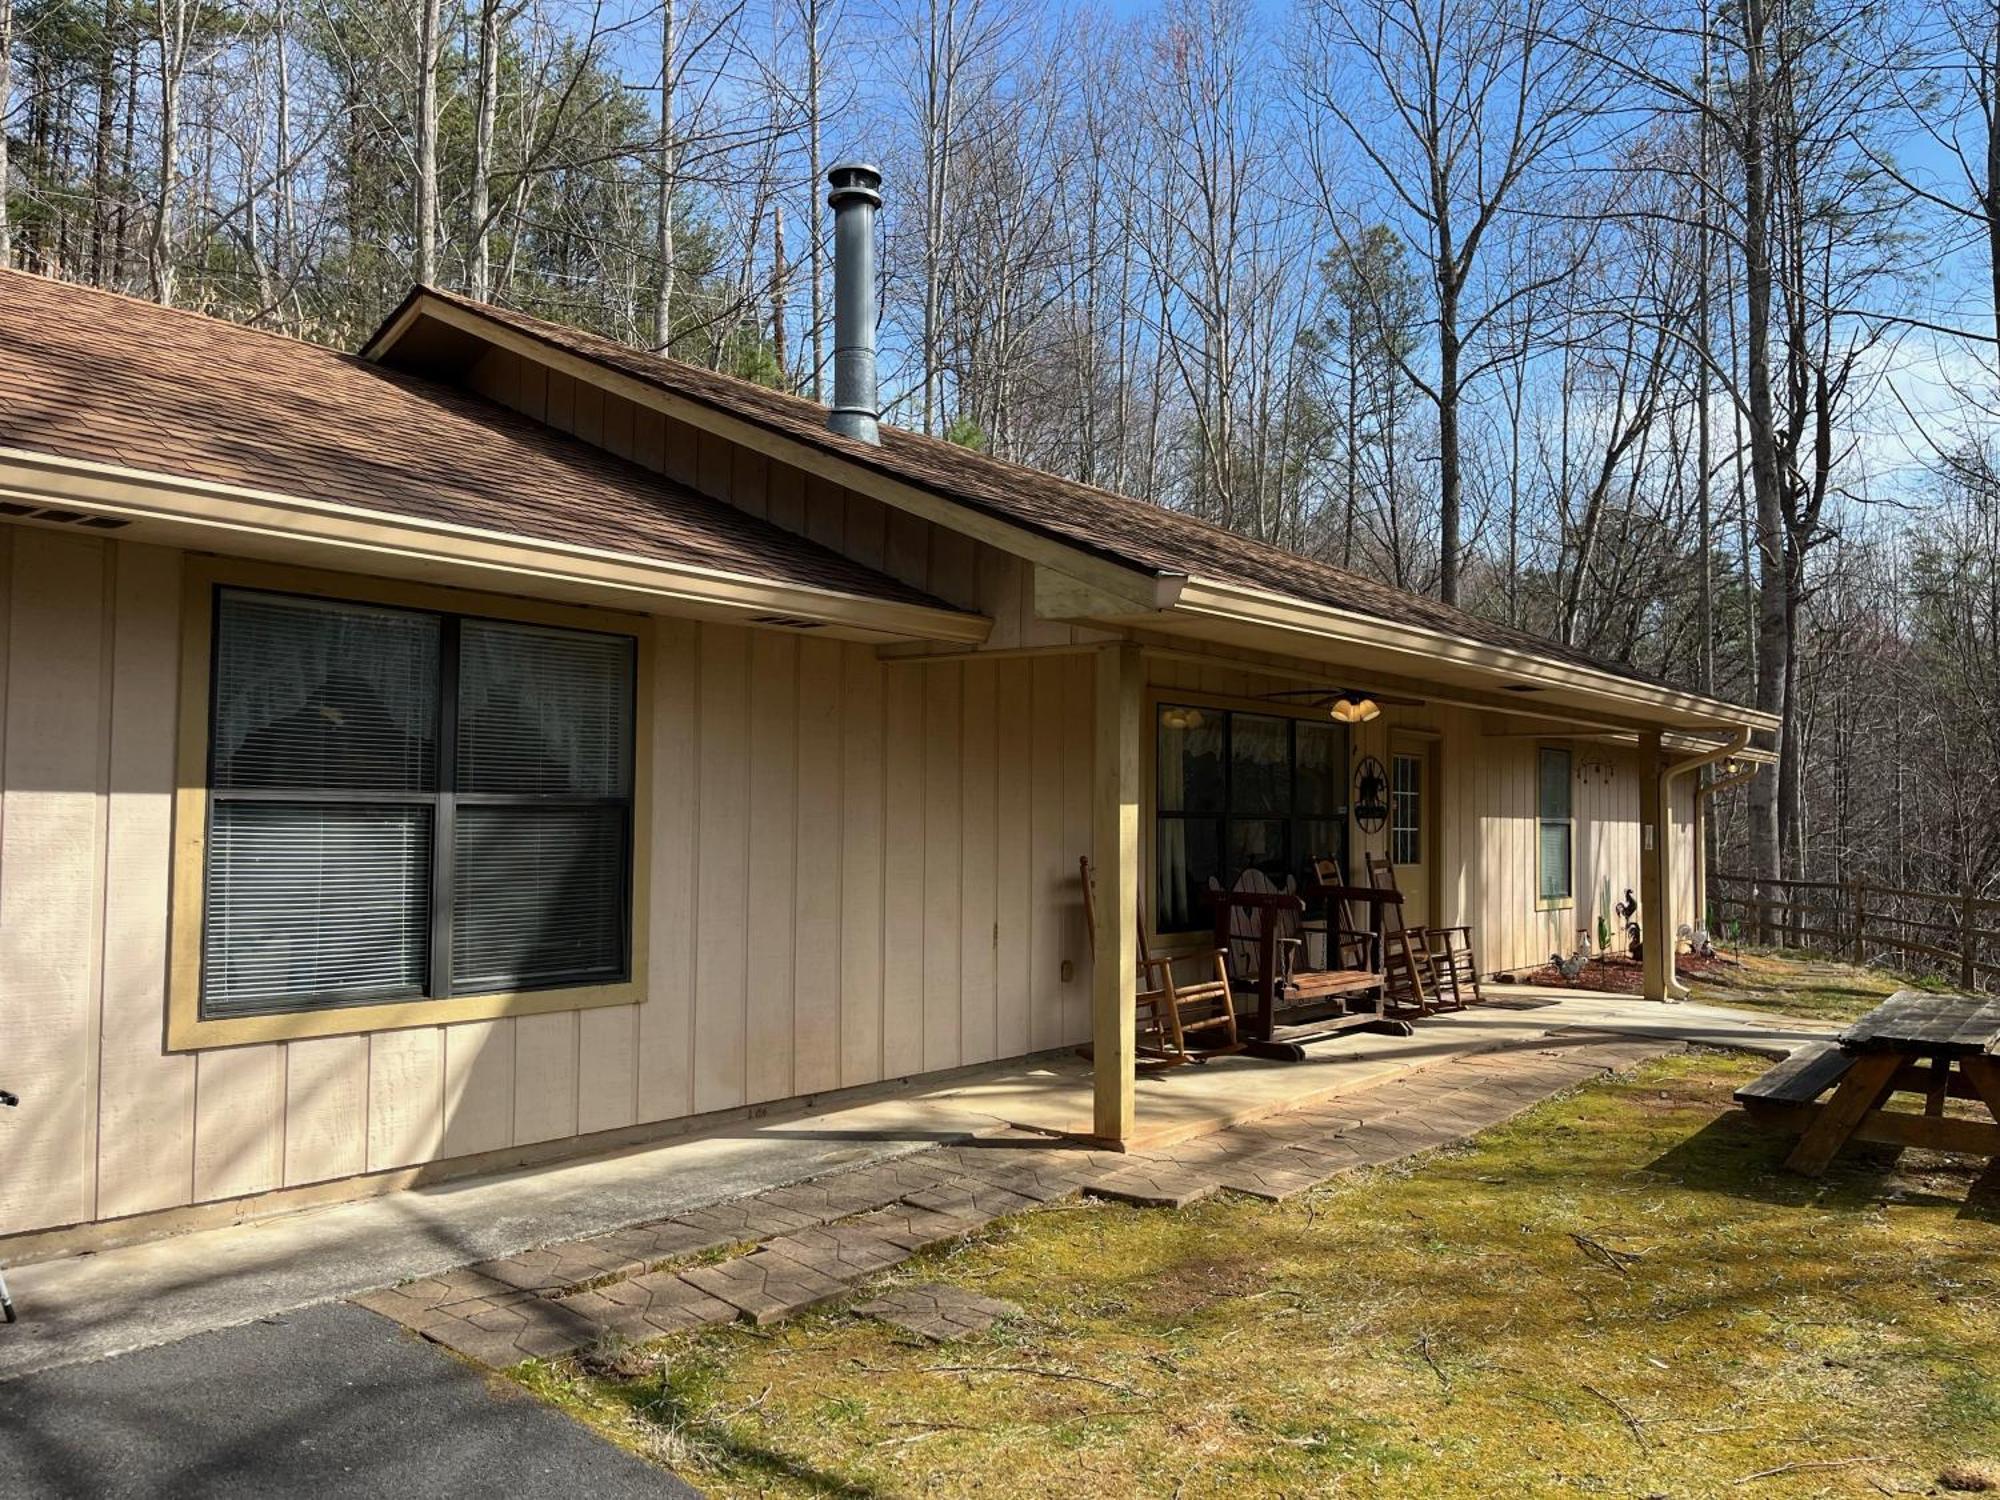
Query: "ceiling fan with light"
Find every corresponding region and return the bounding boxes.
[1254,687,1424,725]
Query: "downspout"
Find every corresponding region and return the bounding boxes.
[1651,726,1752,1001]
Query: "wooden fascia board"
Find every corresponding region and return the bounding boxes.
[1167,577,1776,735]
[364,289,429,359]
[0,447,992,645]
[385,296,1170,612]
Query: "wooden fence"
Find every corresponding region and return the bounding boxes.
[1708,872,2000,993]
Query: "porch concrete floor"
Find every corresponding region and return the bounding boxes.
[0,986,1831,1383]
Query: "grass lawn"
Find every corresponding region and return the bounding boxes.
[515,1041,2000,1497]
[1686,950,1906,1025]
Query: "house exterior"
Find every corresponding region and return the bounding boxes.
[0,266,1772,1250]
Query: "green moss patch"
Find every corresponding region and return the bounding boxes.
[1689,950,1905,1023]
[517,1048,2000,1497]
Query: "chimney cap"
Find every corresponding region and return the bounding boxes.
[827,161,882,209]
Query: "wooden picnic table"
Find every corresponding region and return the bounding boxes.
[1735,988,2000,1175]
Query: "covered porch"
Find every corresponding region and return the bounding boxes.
[1047,613,1776,1145]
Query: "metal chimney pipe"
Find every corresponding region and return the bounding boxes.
[826,161,882,444]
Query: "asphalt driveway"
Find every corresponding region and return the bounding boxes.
[0,1301,696,1498]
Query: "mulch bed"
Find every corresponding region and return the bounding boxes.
[1511,951,1739,994]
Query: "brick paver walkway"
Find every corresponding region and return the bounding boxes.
[353,1030,1677,1367]
[855,1284,1021,1341]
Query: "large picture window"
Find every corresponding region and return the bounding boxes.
[1537,745,1574,906]
[200,587,635,1018]
[1155,704,1347,932]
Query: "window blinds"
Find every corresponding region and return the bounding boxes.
[451,805,626,992]
[203,801,433,1014]
[201,588,633,1019]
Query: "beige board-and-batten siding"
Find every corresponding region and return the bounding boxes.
[1445,728,1696,975]
[0,529,1100,1238]
[0,526,1700,1239]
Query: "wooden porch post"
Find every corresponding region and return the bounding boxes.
[1091,640,1142,1142]
[1692,788,1708,939]
[1640,729,1674,1002]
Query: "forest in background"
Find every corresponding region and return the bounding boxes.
[3,0,2000,934]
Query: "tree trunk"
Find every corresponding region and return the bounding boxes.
[1740,0,1787,939]
[772,201,789,385]
[804,0,825,401]
[90,0,119,283]
[0,0,13,265]
[1436,281,1462,604]
[414,0,442,285]
[653,0,676,351]
[468,0,500,300]
[1342,328,1359,570]
[1989,16,2000,356]
[274,0,294,302]
[150,0,186,304]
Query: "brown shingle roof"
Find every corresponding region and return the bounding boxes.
[401,286,1687,690]
[0,270,952,611]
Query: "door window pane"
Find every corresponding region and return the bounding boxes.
[1391,753,1422,867]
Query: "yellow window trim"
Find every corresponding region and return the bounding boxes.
[167,555,653,1051]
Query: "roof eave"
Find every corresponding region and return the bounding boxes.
[0,446,992,646]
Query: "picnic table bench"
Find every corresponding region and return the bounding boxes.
[1734,989,2000,1175]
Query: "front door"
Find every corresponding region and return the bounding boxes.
[1390,742,1430,930]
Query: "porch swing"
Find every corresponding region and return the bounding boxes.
[1203,859,1415,1060]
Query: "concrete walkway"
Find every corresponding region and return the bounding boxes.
[0,986,1828,1383]
[357,1027,1691,1368]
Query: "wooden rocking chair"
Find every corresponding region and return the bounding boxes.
[1361,852,1447,1017]
[1363,852,1484,1010]
[1080,856,1239,1065]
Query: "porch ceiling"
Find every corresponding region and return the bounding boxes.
[1083,582,1774,742]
